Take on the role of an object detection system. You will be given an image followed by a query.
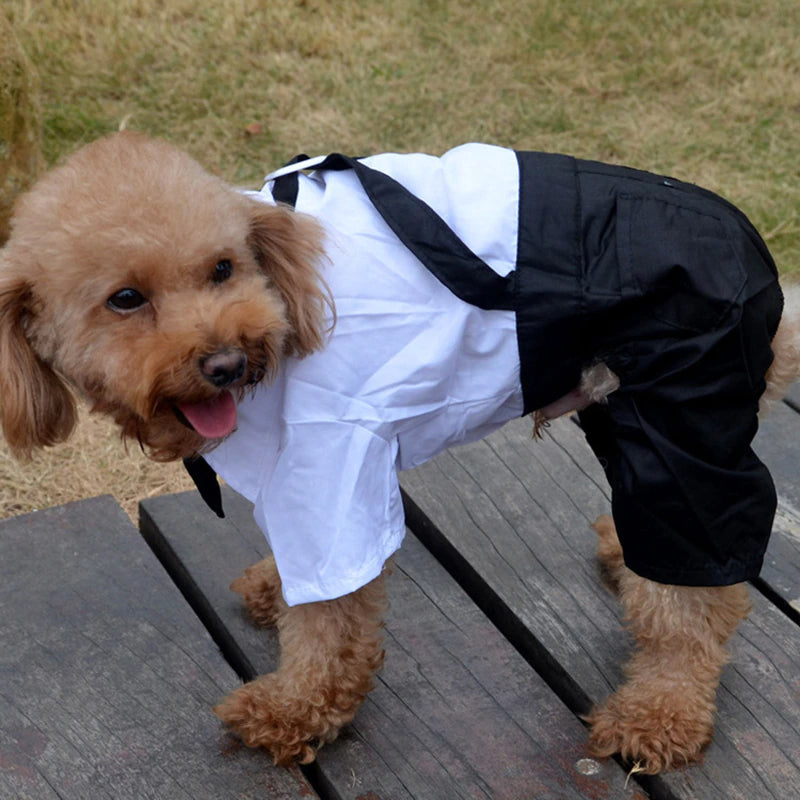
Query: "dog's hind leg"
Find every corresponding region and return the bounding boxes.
[586,515,751,773]
[215,571,387,764]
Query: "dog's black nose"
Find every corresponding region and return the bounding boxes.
[200,350,247,387]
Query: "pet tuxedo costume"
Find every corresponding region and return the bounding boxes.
[194,144,782,605]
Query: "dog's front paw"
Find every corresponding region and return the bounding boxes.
[230,557,283,627]
[586,687,714,774]
[214,674,345,765]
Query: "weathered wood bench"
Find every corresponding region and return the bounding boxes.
[1,404,799,799]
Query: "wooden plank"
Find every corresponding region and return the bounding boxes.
[140,488,646,800]
[754,400,800,610]
[400,416,800,800]
[0,496,312,800]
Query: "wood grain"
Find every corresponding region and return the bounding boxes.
[0,495,308,799]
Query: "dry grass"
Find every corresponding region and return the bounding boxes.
[0,407,194,521]
[0,11,43,243]
[1,0,800,520]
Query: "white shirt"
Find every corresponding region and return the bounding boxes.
[206,144,525,605]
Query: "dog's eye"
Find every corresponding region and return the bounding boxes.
[213,259,233,284]
[107,288,147,312]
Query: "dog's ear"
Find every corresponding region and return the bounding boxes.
[0,265,77,457]
[247,202,331,358]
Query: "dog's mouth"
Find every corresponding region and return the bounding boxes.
[170,348,269,440]
[174,391,239,439]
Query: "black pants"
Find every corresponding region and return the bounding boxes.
[569,160,783,586]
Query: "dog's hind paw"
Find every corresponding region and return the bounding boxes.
[586,689,713,774]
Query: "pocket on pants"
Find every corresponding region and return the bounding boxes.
[616,192,747,333]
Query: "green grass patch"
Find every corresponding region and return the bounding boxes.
[4,0,800,269]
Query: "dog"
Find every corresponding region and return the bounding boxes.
[1,131,798,773]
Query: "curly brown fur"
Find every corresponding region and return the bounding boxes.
[216,568,387,765]
[0,276,77,455]
[587,515,751,773]
[230,555,284,628]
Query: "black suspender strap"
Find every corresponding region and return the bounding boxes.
[273,152,517,312]
[271,154,309,206]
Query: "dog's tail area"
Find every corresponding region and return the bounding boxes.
[761,283,800,415]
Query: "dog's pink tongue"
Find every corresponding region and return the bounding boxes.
[178,391,238,439]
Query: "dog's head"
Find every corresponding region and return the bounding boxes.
[0,132,329,460]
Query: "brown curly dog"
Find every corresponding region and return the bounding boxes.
[1,132,798,772]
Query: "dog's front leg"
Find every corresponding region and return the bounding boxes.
[229,555,285,627]
[215,567,387,765]
[587,516,751,773]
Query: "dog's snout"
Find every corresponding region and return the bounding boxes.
[200,350,247,388]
